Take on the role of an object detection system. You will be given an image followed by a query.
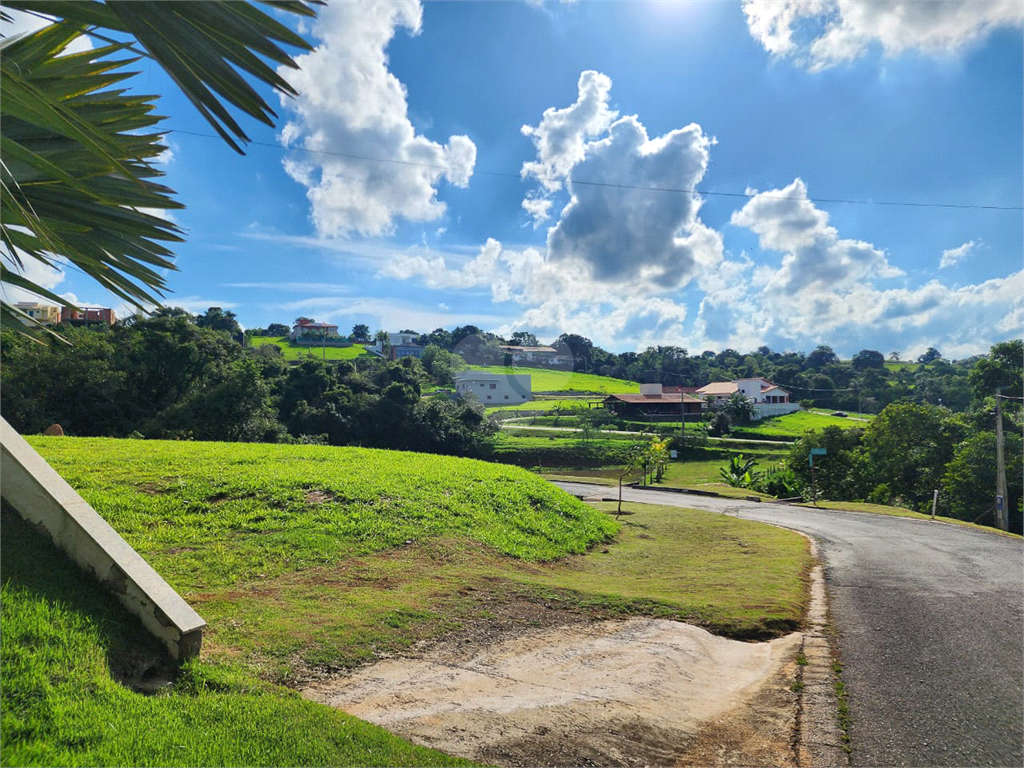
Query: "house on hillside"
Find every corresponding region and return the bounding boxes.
[15,302,61,325]
[603,383,705,420]
[374,332,424,360]
[60,306,115,326]
[695,377,800,420]
[499,345,572,366]
[289,319,339,340]
[454,371,531,405]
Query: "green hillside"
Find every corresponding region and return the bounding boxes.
[249,335,372,361]
[3,437,808,765]
[469,365,640,394]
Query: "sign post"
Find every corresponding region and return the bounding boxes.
[809,448,827,506]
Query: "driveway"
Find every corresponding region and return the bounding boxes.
[554,482,1024,768]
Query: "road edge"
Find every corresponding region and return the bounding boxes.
[796,535,849,767]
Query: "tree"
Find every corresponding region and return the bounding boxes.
[510,331,539,347]
[806,345,839,370]
[721,391,756,424]
[557,333,594,372]
[852,349,886,371]
[889,351,901,362]
[196,307,242,339]
[942,431,1023,531]
[969,340,1023,403]
[917,347,943,365]
[267,323,290,337]
[1,2,320,329]
[720,455,758,488]
[351,324,371,343]
[862,402,965,511]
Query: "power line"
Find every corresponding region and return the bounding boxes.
[168,128,1023,213]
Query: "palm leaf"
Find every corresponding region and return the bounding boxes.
[1,23,182,330]
[5,0,322,153]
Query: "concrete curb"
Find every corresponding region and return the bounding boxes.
[796,536,849,767]
[1,418,205,659]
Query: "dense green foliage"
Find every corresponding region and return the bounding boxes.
[1,313,494,457]
[780,348,1023,531]
[0,506,471,768]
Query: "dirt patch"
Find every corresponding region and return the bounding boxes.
[303,618,801,767]
[305,489,335,504]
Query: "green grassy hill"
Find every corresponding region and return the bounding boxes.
[3,437,809,765]
[249,335,372,361]
[732,409,874,440]
[469,365,640,394]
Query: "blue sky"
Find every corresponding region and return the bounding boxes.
[7,0,1023,358]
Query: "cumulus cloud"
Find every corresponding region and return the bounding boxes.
[939,240,976,269]
[743,0,1024,69]
[731,178,903,293]
[278,1,476,237]
[520,71,721,287]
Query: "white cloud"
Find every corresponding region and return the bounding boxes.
[520,71,722,288]
[520,70,617,196]
[731,178,903,293]
[939,240,976,269]
[743,0,1024,69]
[0,253,67,306]
[278,0,476,237]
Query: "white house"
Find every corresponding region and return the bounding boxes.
[290,319,339,339]
[695,377,800,420]
[498,345,572,366]
[454,371,531,405]
[15,302,60,325]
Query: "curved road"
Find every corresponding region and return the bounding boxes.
[554,481,1024,767]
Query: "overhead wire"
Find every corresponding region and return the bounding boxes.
[168,128,1024,213]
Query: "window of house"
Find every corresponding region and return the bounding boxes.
[489,383,496,389]
[504,395,509,399]
[486,395,491,400]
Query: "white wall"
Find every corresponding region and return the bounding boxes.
[751,402,801,421]
[455,374,531,404]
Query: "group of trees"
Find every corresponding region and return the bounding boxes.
[0,311,494,457]
[781,340,1023,531]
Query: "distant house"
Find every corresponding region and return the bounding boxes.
[695,377,799,420]
[60,306,115,326]
[289,319,339,340]
[454,371,531,405]
[498,345,573,366]
[15,302,61,325]
[371,332,425,360]
[603,383,704,419]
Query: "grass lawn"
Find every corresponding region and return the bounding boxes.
[4,436,812,764]
[0,506,471,768]
[732,410,873,440]
[469,365,640,394]
[249,336,371,361]
[485,398,598,414]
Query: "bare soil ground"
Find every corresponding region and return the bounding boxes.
[302,602,802,767]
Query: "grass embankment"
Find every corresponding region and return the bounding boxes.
[469,365,639,394]
[4,437,810,764]
[249,336,371,361]
[0,507,470,768]
[485,398,597,415]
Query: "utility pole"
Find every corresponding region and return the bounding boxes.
[995,389,1008,531]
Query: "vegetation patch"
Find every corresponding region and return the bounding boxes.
[249,336,371,361]
[469,365,640,394]
[0,507,470,768]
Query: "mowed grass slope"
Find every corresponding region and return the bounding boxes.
[5,437,810,764]
[0,507,472,768]
[732,410,873,439]
[249,336,371,361]
[469,365,640,394]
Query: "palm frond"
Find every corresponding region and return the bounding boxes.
[5,0,322,153]
[1,23,182,326]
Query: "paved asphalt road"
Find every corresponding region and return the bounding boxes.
[553,482,1024,767]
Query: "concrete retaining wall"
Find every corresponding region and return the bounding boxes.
[0,418,205,659]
